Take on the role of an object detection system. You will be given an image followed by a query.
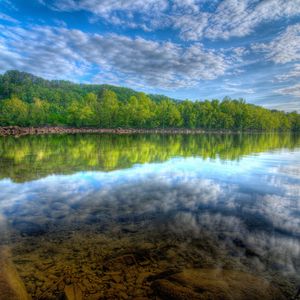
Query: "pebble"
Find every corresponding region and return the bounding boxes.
[112,274,122,283]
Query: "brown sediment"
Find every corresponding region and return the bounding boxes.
[0,246,31,300]
[151,269,285,300]
[8,225,296,300]
[0,126,241,136]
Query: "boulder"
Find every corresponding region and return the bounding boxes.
[151,268,285,300]
[0,246,31,300]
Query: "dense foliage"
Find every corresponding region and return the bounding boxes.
[0,70,299,131]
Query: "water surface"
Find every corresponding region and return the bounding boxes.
[0,133,299,299]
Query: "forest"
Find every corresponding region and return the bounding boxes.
[0,70,299,131]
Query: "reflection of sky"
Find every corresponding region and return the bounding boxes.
[0,150,300,219]
[0,149,300,274]
[0,158,256,209]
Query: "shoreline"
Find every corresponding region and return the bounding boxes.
[0,126,293,136]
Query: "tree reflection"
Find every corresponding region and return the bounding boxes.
[0,133,299,182]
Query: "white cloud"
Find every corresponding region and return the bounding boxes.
[223,84,255,94]
[0,0,18,11]
[202,0,300,40]
[275,64,300,82]
[172,13,209,41]
[50,0,168,18]
[253,24,300,64]
[0,25,89,80]
[47,0,169,29]
[0,12,18,23]
[0,24,231,88]
[277,83,300,97]
[41,0,300,41]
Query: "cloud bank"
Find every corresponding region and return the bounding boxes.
[43,0,300,41]
[0,0,300,109]
[0,24,231,87]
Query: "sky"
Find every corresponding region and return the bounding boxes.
[0,0,300,112]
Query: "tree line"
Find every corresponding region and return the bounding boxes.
[0,70,299,131]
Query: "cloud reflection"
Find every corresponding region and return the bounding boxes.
[0,150,299,276]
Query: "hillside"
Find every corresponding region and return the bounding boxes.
[0,70,174,104]
[0,70,299,131]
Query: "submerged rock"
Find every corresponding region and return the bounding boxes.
[64,283,83,300]
[151,268,285,300]
[12,220,47,237]
[0,246,31,300]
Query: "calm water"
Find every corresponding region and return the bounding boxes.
[0,133,300,299]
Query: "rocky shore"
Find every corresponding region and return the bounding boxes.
[0,126,239,136]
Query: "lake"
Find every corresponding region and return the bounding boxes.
[0,133,299,299]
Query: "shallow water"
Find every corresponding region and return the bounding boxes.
[0,133,299,299]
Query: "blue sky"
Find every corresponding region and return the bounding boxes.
[0,0,300,111]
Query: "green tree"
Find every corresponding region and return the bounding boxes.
[0,96,29,126]
[157,100,182,127]
[29,98,50,126]
[179,100,197,128]
[98,90,119,128]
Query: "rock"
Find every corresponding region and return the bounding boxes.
[58,280,65,291]
[119,291,129,299]
[148,268,180,282]
[64,278,72,285]
[101,275,110,281]
[0,126,207,137]
[12,220,47,236]
[0,246,31,300]
[112,274,122,283]
[152,279,201,299]
[87,292,103,300]
[139,260,151,266]
[81,278,91,289]
[136,272,152,285]
[151,268,285,300]
[64,283,83,300]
